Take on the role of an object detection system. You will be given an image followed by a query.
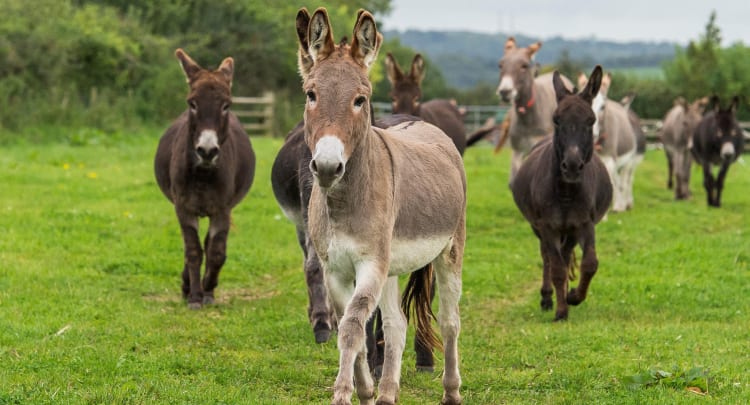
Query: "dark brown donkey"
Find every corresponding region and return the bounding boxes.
[154,49,255,309]
[296,8,466,405]
[384,53,467,155]
[511,66,612,321]
[691,95,744,207]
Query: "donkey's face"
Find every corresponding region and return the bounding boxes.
[711,95,742,161]
[497,37,541,102]
[578,72,610,140]
[176,49,234,169]
[385,53,425,115]
[296,8,382,189]
[552,66,602,183]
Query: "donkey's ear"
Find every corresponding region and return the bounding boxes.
[351,9,382,71]
[730,95,740,113]
[526,41,542,59]
[308,8,336,63]
[580,65,603,103]
[217,57,234,87]
[409,54,426,85]
[384,53,403,85]
[175,48,202,82]
[710,95,721,113]
[504,36,516,53]
[576,72,588,90]
[296,8,314,79]
[553,71,571,102]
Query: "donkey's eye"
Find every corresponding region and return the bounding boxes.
[354,96,367,108]
[221,103,230,114]
[553,115,560,126]
[521,63,529,70]
[188,100,197,112]
[306,91,317,103]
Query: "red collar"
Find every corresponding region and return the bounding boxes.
[517,86,536,114]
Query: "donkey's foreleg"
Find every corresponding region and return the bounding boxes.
[539,241,553,311]
[177,211,203,309]
[202,213,230,305]
[702,164,717,207]
[375,276,406,405]
[714,161,732,208]
[568,225,598,306]
[328,265,383,405]
[601,155,625,212]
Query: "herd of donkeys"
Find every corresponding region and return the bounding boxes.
[151,7,745,404]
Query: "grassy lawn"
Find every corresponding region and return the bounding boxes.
[1,132,748,404]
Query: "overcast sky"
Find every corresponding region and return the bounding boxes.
[381,0,750,44]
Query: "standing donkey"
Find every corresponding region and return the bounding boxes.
[691,95,744,207]
[497,37,573,184]
[577,72,644,211]
[384,53,467,155]
[511,66,613,321]
[296,8,466,404]
[660,96,708,199]
[154,49,255,309]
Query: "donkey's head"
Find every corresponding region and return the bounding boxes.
[385,53,425,115]
[497,37,541,103]
[297,8,382,189]
[552,65,602,183]
[176,49,234,169]
[710,95,742,162]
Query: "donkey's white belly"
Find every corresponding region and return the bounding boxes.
[325,233,450,276]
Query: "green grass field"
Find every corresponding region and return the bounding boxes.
[1,132,748,404]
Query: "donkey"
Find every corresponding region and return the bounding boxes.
[577,72,643,211]
[497,37,573,184]
[660,96,709,199]
[691,95,744,207]
[384,53,467,155]
[295,8,466,404]
[154,49,255,309]
[511,66,612,322]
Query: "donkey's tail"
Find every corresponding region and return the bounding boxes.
[401,264,442,353]
[466,125,497,147]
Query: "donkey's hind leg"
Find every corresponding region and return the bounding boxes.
[202,212,230,305]
[297,226,333,343]
[434,241,463,405]
[375,276,407,405]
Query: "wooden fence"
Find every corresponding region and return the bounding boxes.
[640,119,750,153]
[232,92,274,136]
[371,101,508,133]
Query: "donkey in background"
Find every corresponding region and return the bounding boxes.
[384,53,467,155]
[660,96,709,199]
[577,72,644,212]
[692,95,745,207]
[497,37,573,184]
[296,8,466,404]
[154,49,255,309]
[512,66,612,321]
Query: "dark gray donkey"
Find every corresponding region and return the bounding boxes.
[691,95,744,207]
[154,49,256,309]
[511,66,612,321]
[384,53,467,155]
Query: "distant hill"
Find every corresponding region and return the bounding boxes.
[383,30,677,89]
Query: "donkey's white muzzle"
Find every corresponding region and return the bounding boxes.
[310,135,346,188]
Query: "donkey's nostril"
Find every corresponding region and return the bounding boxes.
[577,162,584,171]
[334,162,344,177]
[197,146,218,160]
[310,159,318,174]
[561,161,568,170]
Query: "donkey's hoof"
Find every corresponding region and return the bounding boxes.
[416,365,435,373]
[566,289,583,305]
[441,394,462,405]
[540,297,553,311]
[553,311,568,321]
[187,301,202,310]
[202,294,215,305]
[375,398,395,405]
[313,322,332,343]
